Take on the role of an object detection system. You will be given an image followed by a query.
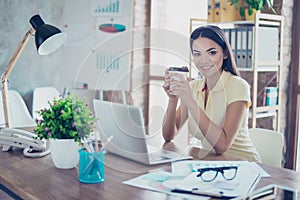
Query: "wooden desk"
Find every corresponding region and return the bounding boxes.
[0,141,300,200]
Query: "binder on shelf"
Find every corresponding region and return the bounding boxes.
[207,0,215,22]
[224,27,253,69]
[246,27,254,69]
[263,87,278,106]
[235,28,243,68]
[223,29,230,43]
[214,0,221,22]
[240,27,247,68]
[212,0,242,22]
[219,0,242,22]
[232,27,252,69]
[229,28,237,61]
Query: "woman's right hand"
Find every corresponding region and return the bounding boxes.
[163,69,178,99]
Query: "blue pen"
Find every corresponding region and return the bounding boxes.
[88,141,95,153]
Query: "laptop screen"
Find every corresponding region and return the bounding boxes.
[93,100,149,154]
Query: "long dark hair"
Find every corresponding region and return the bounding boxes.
[190,25,240,76]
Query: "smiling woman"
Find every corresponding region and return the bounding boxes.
[162,25,261,162]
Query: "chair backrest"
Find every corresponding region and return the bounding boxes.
[4,90,36,128]
[0,94,5,128]
[32,86,60,119]
[248,128,284,168]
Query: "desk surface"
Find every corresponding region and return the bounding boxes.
[0,137,300,200]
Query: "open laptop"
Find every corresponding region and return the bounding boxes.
[93,99,192,165]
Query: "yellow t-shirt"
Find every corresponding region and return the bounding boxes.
[188,71,261,162]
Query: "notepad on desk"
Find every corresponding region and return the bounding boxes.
[171,161,268,199]
[123,160,269,199]
[171,170,260,199]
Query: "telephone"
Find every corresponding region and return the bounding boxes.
[0,128,50,157]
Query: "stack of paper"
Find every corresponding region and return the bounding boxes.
[123,161,269,199]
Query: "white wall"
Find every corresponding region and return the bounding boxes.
[150,0,207,76]
[0,1,65,111]
[148,0,207,135]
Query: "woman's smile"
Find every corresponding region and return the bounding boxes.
[199,63,215,71]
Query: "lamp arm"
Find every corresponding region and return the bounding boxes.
[1,27,35,128]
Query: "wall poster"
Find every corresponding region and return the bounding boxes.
[61,0,133,91]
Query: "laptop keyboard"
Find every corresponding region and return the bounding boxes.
[149,152,171,162]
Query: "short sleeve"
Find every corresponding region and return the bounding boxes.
[227,77,251,108]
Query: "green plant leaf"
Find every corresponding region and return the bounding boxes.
[258,0,264,10]
[33,94,97,144]
[248,6,253,15]
[240,6,245,18]
[247,0,252,4]
[227,0,239,10]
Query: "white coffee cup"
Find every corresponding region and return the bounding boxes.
[168,66,189,88]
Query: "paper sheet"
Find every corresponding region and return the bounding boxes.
[171,160,270,177]
[123,160,270,199]
[171,161,269,198]
[123,171,209,200]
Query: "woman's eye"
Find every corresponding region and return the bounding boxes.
[208,51,217,56]
[193,52,201,57]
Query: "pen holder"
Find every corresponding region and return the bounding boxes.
[78,148,106,184]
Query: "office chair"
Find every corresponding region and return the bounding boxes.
[0,90,36,128]
[32,86,60,119]
[249,128,284,168]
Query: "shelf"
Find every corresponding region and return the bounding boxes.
[258,21,281,27]
[256,61,281,66]
[249,111,277,119]
[256,66,279,72]
[207,21,254,29]
[249,106,279,119]
[238,65,279,72]
[204,16,282,29]
[255,105,279,112]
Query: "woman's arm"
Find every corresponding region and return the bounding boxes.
[162,70,188,141]
[187,99,247,154]
[162,101,188,141]
[169,73,247,154]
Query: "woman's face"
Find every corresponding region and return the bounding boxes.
[191,37,227,78]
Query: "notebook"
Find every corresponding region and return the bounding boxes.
[93,99,192,165]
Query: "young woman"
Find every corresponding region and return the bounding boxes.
[162,25,261,161]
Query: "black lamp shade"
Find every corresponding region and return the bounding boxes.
[29,15,66,55]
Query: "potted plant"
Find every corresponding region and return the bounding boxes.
[34,94,97,169]
[228,0,276,19]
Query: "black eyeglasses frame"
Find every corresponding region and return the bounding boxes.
[196,166,238,182]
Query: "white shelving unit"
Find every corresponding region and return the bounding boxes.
[190,13,284,131]
[250,13,283,131]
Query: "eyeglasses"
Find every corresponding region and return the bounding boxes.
[197,166,238,182]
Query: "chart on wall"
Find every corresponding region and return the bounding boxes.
[61,0,133,91]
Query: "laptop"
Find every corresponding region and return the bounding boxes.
[93,99,192,165]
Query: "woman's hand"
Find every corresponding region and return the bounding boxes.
[166,72,193,105]
[162,69,190,142]
[163,69,178,100]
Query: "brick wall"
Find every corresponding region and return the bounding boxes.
[131,0,150,122]
[280,0,294,133]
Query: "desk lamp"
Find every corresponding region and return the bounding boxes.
[0,14,66,157]
[1,14,66,128]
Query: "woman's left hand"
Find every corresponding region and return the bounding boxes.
[168,73,193,105]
